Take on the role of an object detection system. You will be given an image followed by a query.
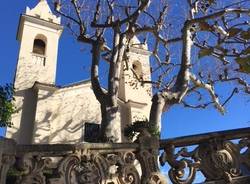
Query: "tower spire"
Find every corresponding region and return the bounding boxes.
[25,0,61,24]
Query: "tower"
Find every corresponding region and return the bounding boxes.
[7,0,63,143]
[119,37,152,129]
[15,0,63,90]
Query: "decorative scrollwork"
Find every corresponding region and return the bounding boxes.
[119,165,140,184]
[78,158,102,184]
[56,154,82,184]
[54,151,141,184]
[137,136,167,184]
[15,154,51,184]
[57,153,105,184]
[160,145,198,184]
[144,172,167,184]
[118,152,140,184]
[160,139,245,184]
[0,154,16,184]
[197,141,241,182]
[91,153,111,183]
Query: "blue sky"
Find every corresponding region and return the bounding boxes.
[0,1,249,183]
[0,1,250,140]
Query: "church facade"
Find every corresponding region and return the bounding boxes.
[6,0,152,144]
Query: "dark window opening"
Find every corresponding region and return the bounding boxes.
[132,61,143,79]
[132,63,137,70]
[43,58,46,66]
[84,123,100,142]
[33,39,46,55]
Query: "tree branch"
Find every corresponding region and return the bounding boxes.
[91,41,107,102]
[91,0,151,28]
[189,73,225,114]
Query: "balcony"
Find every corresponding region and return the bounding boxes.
[31,53,46,66]
[1,127,250,184]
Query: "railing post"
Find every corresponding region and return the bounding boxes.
[0,138,16,184]
[137,135,167,184]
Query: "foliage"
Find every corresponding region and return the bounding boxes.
[124,121,160,141]
[0,84,15,127]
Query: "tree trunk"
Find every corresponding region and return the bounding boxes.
[149,93,166,132]
[100,104,120,142]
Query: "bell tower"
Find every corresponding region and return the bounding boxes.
[6,0,63,144]
[119,37,152,128]
[15,0,63,90]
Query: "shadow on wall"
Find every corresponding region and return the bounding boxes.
[11,85,102,144]
[18,89,38,144]
[33,108,99,144]
[33,116,84,144]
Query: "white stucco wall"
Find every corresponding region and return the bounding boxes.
[33,82,102,144]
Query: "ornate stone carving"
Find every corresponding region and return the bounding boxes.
[0,138,16,184]
[56,154,82,184]
[138,149,167,184]
[0,155,16,184]
[78,157,102,183]
[15,154,51,184]
[197,141,241,182]
[160,140,244,184]
[137,136,167,184]
[118,152,140,184]
[1,132,250,184]
[160,145,198,184]
[54,151,140,184]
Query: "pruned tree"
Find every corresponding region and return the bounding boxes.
[53,0,250,142]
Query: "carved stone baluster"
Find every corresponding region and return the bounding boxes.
[55,154,82,184]
[54,150,141,184]
[118,151,140,184]
[55,153,105,184]
[197,140,241,183]
[15,154,51,184]
[137,135,167,184]
[0,155,16,184]
[0,138,16,184]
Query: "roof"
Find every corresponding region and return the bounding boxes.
[33,80,92,91]
[33,80,148,107]
[26,0,61,24]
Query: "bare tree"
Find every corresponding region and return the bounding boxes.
[53,0,250,142]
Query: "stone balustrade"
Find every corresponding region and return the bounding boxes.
[160,127,250,184]
[1,127,250,184]
[0,136,166,184]
[32,53,46,66]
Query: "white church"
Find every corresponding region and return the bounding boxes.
[6,0,153,144]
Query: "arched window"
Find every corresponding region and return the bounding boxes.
[132,61,143,79]
[33,39,46,55]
